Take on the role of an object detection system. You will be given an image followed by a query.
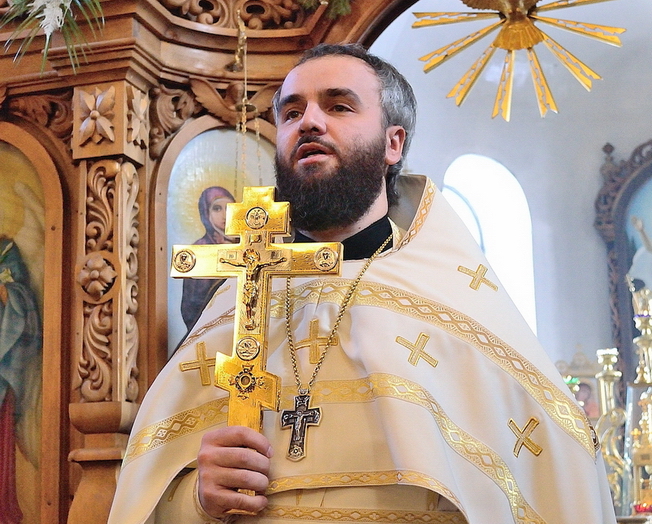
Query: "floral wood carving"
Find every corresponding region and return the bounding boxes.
[127,84,149,150]
[78,254,117,301]
[149,84,200,159]
[157,0,306,30]
[7,90,73,141]
[78,85,116,146]
[77,159,140,402]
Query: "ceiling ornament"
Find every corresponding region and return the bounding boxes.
[412,0,625,121]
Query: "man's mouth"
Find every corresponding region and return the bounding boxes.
[295,142,333,162]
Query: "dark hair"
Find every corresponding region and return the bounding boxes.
[273,43,417,206]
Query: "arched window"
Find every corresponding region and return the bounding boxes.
[442,154,537,333]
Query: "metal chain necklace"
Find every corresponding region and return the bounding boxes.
[280,233,393,461]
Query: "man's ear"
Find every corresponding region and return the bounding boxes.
[385,126,406,166]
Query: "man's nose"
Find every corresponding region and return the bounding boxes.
[299,103,326,135]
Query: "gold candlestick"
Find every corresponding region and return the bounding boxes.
[596,348,622,416]
[629,277,652,384]
[595,348,626,514]
[632,388,652,514]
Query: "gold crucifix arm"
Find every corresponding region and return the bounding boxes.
[171,186,342,433]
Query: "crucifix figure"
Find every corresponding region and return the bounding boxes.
[280,394,321,461]
[220,248,286,329]
[171,186,342,431]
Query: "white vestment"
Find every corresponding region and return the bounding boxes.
[109,175,616,524]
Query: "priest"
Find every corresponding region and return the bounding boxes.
[108,43,616,524]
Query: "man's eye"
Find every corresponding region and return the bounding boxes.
[332,104,351,113]
[285,110,301,120]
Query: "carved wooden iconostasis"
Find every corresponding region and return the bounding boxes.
[0,0,416,522]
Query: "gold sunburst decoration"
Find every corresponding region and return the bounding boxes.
[412,0,625,121]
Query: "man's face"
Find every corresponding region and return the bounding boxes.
[274,55,397,232]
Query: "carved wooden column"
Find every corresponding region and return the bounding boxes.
[67,79,149,524]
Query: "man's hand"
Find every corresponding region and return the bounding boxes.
[197,425,273,517]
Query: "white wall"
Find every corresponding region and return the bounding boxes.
[371,0,652,367]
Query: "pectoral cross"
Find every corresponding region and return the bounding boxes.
[171,186,342,431]
[280,394,321,461]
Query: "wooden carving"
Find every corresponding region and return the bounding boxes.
[189,79,278,127]
[149,84,200,159]
[78,86,117,146]
[75,159,140,403]
[126,85,149,150]
[7,91,73,142]
[156,0,306,30]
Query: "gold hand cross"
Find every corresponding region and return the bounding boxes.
[171,186,342,431]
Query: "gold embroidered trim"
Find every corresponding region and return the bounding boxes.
[279,377,375,409]
[179,307,235,352]
[180,341,217,386]
[179,180,437,349]
[396,333,438,368]
[123,397,229,464]
[457,264,498,291]
[393,179,436,251]
[260,504,466,523]
[269,279,594,458]
[268,469,462,515]
[508,417,543,457]
[125,374,540,522]
[369,374,544,524]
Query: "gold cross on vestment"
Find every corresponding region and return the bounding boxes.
[179,341,216,386]
[457,264,498,291]
[171,186,342,431]
[296,318,339,364]
[508,417,543,457]
[396,333,438,368]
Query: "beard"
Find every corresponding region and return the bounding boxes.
[275,134,388,232]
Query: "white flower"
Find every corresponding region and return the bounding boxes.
[29,0,71,37]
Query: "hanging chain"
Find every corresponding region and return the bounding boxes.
[285,233,393,393]
[233,9,248,196]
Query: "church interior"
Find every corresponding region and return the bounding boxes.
[0,0,650,521]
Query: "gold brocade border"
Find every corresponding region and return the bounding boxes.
[269,280,594,459]
[122,379,373,464]
[260,504,467,523]
[178,307,235,352]
[279,378,375,408]
[123,375,541,522]
[369,374,544,524]
[272,374,543,524]
[393,178,436,251]
[268,469,463,519]
[123,398,229,465]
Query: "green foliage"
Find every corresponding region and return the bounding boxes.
[0,0,104,72]
[297,0,352,19]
